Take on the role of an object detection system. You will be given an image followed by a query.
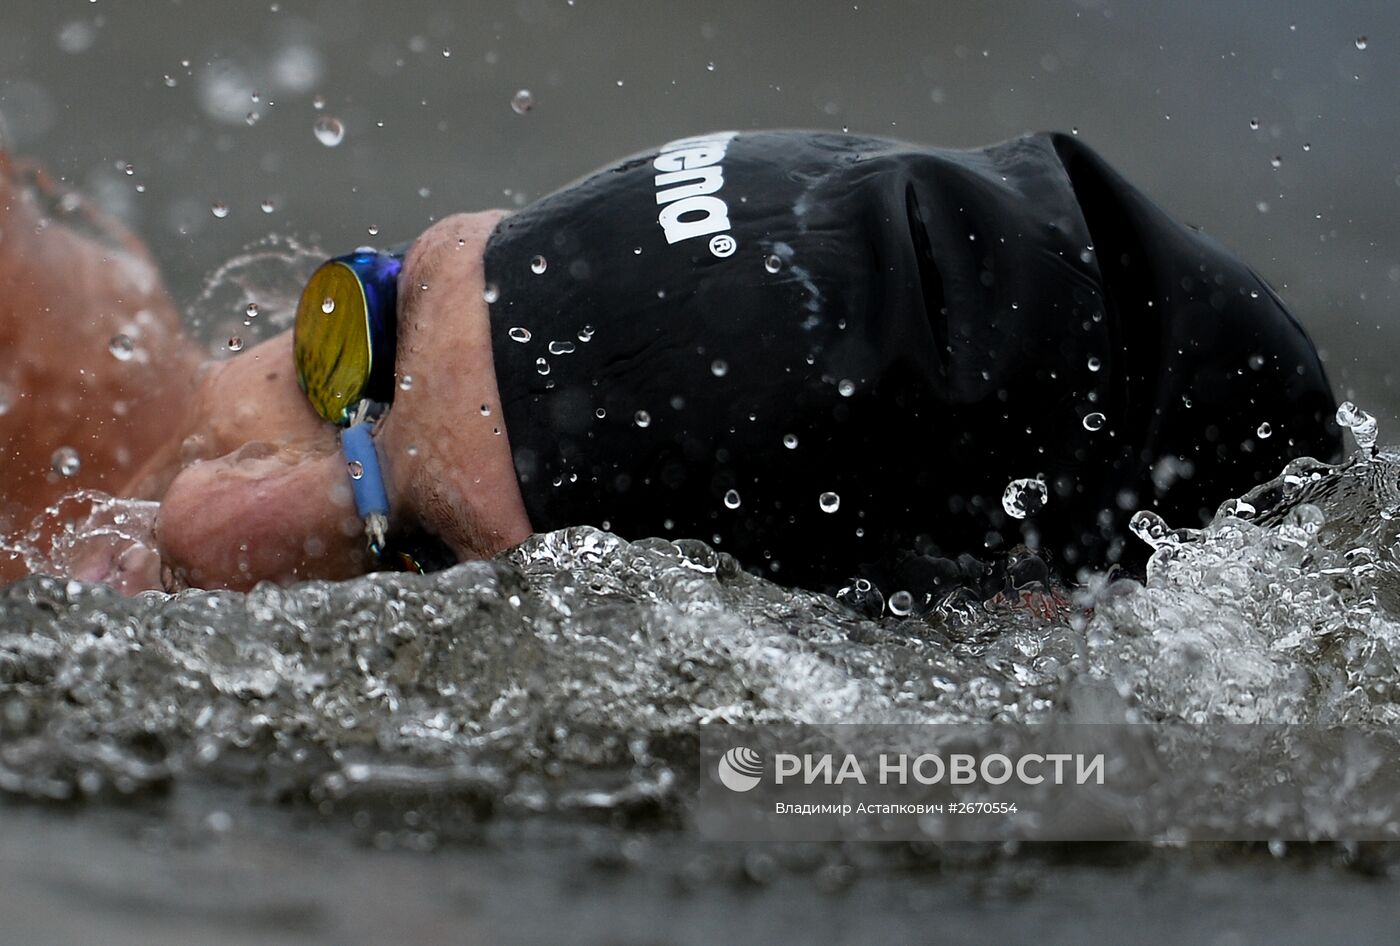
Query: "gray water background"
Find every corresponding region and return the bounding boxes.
[3,0,1399,420]
[6,2,1400,943]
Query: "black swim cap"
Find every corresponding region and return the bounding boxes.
[483,130,1341,588]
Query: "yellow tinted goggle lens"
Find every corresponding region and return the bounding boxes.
[294,261,373,424]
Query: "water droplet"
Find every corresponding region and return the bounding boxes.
[508,326,532,343]
[1001,477,1048,519]
[1286,503,1325,535]
[312,94,325,110]
[1256,421,1273,439]
[548,340,576,355]
[1082,411,1106,432]
[260,198,276,214]
[227,336,243,352]
[838,379,856,397]
[367,224,379,236]
[1248,353,1267,370]
[244,302,260,319]
[482,282,500,303]
[107,334,134,361]
[723,489,741,509]
[783,433,798,450]
[398,374,413,391]
[594,407,606,419]
[321,297,336,314]
[1222,498,1256,520]
[51,446,80,477]
[711,359,729,377]
[1087,355,1101,372]
[511,89,534,114]
[1336,401,1379,451]
[1302,142,1311,152]
[479,403,492,416]
[577,325,594,342]
[764,254,782,274]
[1129,509,1171,548]
[530,255,547,274]
[818,491,841,514]
[1270,155,1282,169]
[888,590,914,617]
[1249,117,1260,130]
[347,459,364,480]
[535,357,550,375]
[210,201,229,218]
[313,115,345,147]
[441,46,451,58]
[1356,36,1368,50]
[634,410,652,428]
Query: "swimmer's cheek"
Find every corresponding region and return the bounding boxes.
[155,453,369,591]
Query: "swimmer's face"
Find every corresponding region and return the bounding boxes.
[154,211,530,590]
[152,331,369,589]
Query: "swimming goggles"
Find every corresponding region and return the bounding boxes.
[293,247,420,571]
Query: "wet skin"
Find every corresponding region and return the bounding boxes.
[155,211,534,591]
[0,150,203,589]
[0,151,532,592]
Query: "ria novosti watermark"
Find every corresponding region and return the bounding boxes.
[758,747,1104,788]
[696,724,1400,842]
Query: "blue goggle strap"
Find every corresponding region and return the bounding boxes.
[340,412,391,559]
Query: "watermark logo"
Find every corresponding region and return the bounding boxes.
[717,746,763,792]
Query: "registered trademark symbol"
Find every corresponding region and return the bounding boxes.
[709,233,737,258]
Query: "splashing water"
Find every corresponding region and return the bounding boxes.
[1,489,159,586]
[1002,477,1048,519]
[1337,400,1378,453]
[185,234,326,351]
[9,408,1400,878]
